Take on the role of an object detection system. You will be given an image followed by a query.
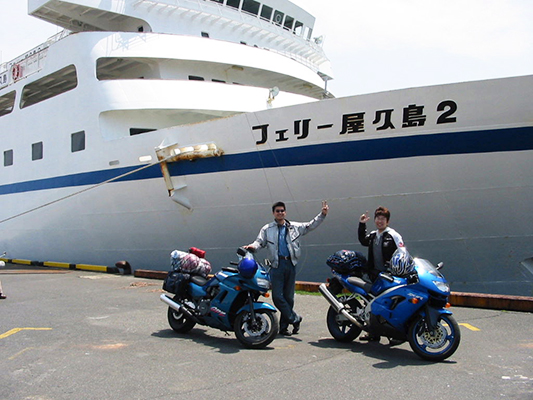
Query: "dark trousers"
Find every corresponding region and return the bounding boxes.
[271,258,297,330]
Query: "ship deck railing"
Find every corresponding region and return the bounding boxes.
[133,0,328,68]
[0,30,71,73]
[1,0,328,81]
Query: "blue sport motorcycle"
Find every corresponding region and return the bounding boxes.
[319,250,460,361]
[160,248,278,349]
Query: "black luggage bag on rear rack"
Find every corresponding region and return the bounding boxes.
[326,250,367,274]
[163,271,191,297]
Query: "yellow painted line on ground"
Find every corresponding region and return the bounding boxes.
[0,327,52,339]
[459,323,481,331]
[8,347,34,360]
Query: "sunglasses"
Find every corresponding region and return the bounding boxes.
[274,209,286,213]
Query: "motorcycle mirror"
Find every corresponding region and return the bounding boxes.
[437,262,444,270]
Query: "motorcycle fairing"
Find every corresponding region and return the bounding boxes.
[188,277,219,298]
[236,302,277,316]
[332,271,369,296]
[370,285,426,330]
[418,305,453,331]
[370,275,408,296]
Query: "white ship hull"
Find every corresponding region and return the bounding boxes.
[1,1,532,296]
[2,75,532,295]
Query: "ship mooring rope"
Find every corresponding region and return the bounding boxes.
[0,154,174,226]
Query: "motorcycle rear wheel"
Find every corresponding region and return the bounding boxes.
[167,304,196,333]
[326,296,363,342]
[234,309,278,349]
[408,314,461,362]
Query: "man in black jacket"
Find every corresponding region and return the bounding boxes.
[358,206,406,275]
[358,206,406,343]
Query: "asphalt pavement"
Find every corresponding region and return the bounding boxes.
[1,264,532,400]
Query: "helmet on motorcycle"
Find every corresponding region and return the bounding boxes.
[238,256,258,279]
[390,250,414,277]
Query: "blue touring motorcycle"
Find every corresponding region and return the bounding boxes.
[160,248,278,349]
[319,250,461,361]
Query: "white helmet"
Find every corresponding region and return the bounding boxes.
[390,250,414,276]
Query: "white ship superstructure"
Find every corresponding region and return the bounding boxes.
[0,0,532,296]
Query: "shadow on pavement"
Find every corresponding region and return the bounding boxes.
[151,327,277,354]
[309,337,457,367]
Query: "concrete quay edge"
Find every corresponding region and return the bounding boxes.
[134,269,533,313]
[1,257,119,274]
[4,258,531,313]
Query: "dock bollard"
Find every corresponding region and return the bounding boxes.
[115,261,132,275]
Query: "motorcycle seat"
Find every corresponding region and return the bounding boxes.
[191,275,208,286]
[347,276,373,293]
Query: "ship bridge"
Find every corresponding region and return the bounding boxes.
[29,0,150,33]
[29,0,332,80]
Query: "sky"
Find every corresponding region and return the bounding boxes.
[1,0,532,97]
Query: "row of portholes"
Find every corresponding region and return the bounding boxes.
[2,132,86,168]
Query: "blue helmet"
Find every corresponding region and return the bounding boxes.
[390,250,414,277]
[238,256,258,279]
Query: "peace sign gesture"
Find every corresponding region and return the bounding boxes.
[359,211,370,224]
[321,201,329,216]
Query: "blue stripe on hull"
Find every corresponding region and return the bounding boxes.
[169,126,532,175]
[1,126,532,196]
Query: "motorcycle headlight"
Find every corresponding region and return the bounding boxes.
[257,278,271,290]
[433,280,450,293]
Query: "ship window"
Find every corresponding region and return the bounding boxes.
[226,0,240,9]
[305,26,313,40]
[0,91,16,117]
[260,5,272,21]
[97,58,157,80]
[201,31,210,38]
[3,150,13,167]
[294,21,303,35]
[130,128,156,136]
[71,131,86,152]
[212,79,226,83]
[283,15,294,31]
[188,75,205,81]
[273,10,284,26]
[21,65,77,109]
[210,0,223,3]
[32,142,43,161]
[242,0,260,15]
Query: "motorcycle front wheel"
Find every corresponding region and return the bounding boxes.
[326,296,363,342]
[408,314,461,362]
[167,302,196,333]
[234,309,279,349]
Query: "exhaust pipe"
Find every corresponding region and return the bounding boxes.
[160,294,197,322]
[318,283,365,329]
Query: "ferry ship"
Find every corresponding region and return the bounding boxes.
[1,0,532,296]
